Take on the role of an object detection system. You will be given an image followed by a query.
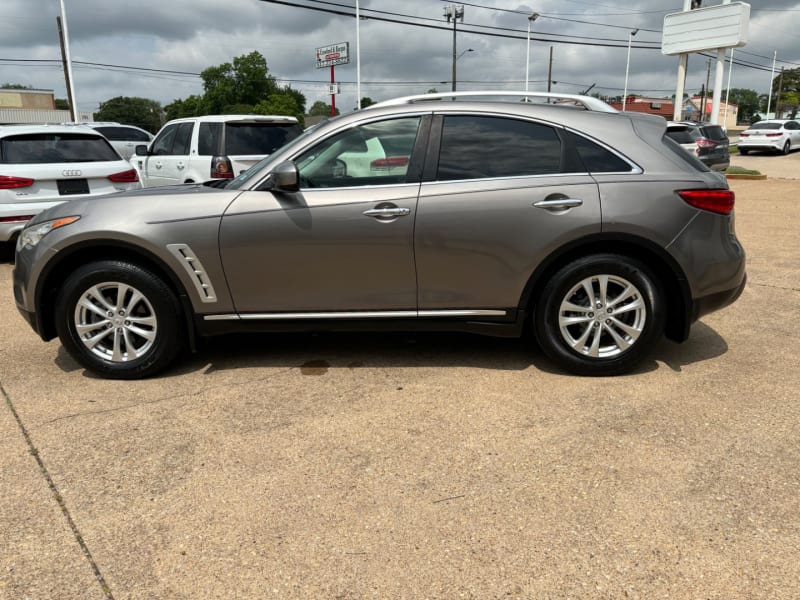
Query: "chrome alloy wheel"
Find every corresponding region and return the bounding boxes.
[73,282,158,362]
[557,274,646,358]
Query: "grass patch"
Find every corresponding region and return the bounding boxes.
[726,166,762,176]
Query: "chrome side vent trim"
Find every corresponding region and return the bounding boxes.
[166,243,218,303]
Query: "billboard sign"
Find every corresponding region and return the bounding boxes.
[316,42,350,68]
[662,2,750,56]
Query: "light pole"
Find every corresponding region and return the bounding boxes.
[622,28,638,112]
[444,5,464,92]
[525,12,540,93]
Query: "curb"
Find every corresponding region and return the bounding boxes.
[726,174,768,180]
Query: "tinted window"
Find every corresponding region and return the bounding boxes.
[151,124,180,155]
[661,134,710,172]
[437,116,561,180]
[173,122,194,155]
[784,121,798,130]
[224,123,303,155]
[95,126,151,142]
[700,125,727,141]
[198,123,222,155]
[295,117,421,188]
[751,122,781,130]
[572,134,633,173]
[666,129,696,144]
[0,133,119,163]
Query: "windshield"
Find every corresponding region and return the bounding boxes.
[225,119,335,190]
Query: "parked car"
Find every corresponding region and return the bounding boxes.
[13,91,746,379]
[1,124,141,244]
[132,114,303,187]
[85,122,154,160]
[737,119,800,155]
[665,121,730,171]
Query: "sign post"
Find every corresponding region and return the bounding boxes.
[662,1,750,125]
[316,42,350,116]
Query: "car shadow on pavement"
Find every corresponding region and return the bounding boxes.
[55,321,729,379]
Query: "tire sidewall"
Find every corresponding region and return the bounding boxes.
[534,254,664,376]
[55,260,183,379]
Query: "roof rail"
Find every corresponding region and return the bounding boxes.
[371,91,617,113]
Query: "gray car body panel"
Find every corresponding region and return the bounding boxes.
[13,97,745,349]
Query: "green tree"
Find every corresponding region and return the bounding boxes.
[164,95,204,121]
[55,98,70,110]
[254,90,305,126]
[726,88,760,123]
[94,96,163,133]
[359,97,376,108]
[1,83,33,89]
[772,67,800,118]
[201,51,277,114]
[309,100,338,117]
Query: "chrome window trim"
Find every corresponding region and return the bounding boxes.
[204,309,507,321]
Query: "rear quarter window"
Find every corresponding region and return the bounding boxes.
[0,133,119,163]
[572,134,634,173]
[224,123,303,155]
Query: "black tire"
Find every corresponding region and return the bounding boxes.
[55,260,184,379]
[739,148,749,156]
[534,254,665,376]
[782,141,790,155]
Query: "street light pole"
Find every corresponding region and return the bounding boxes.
[525,12,540,93]
[622,28,638,112]
[444,5,464,92]
[59,0,78,121]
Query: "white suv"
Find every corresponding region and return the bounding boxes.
[85,122,154,160]
[0,124,141,243]
[132,115,303,187]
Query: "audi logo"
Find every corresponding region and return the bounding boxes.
[62,169,83,177]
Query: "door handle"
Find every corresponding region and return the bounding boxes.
[155,162,163,170]
[363,207,411,218]
[533,198,583,210]
[176,162,185,170]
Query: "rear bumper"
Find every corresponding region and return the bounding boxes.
[692,272,747,322]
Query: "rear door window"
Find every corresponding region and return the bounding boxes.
[0,133,118,163]
[436,115,562,180]
[94,126,152,142]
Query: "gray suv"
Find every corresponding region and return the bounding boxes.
[13,92,746,379]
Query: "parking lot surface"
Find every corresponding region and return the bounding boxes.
[1,159,799,598]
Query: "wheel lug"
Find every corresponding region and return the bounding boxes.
[606,319,612,325]
[124,320,131,326]
[596,302,603,309]
[107,311,114,317]
[118,310,125,316]
[588,312,594,318]
[593,322,600,328]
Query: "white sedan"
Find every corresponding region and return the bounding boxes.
[737,119,800,155]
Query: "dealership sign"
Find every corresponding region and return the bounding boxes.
[662,2,750,56]
[316,42,350,68]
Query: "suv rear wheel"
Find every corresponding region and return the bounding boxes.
[534,254,664,376]
[54,260,184,379]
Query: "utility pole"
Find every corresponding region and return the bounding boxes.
[547,46,553,93]
[444,5,464,92]
[775,67,785,119]
[56,17,76,121]
[58,0,78,122]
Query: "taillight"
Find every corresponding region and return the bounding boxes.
[696,138,716,148]
[0,175,34,189]
[211,156,234,179]
[739,132,750,137]
[108,169,139,183]
[0,215,35,223]
[370,156,410,170]
[765,132,782,138]
[678,189,735,215]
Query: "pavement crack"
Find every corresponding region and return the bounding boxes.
[750,282,800,292]
[1,383,115,600]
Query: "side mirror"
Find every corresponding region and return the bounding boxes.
[271,160,300,192]
[134,144,149,156]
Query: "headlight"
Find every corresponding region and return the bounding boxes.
[17,216,80,250]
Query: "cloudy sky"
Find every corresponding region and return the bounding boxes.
[1,0,798,114]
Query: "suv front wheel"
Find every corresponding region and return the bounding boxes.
[54,260,184,379]
[534,254,664,376]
